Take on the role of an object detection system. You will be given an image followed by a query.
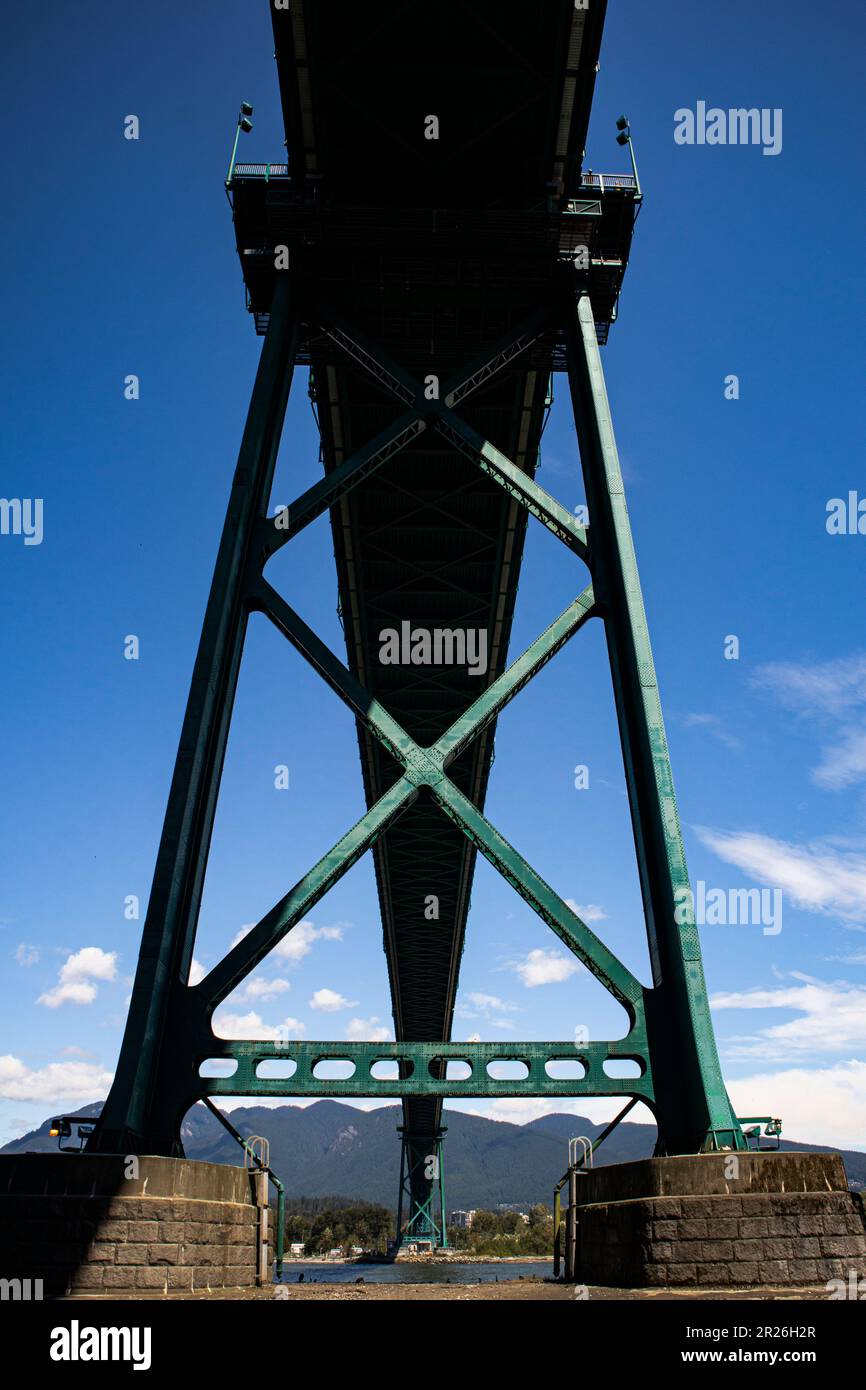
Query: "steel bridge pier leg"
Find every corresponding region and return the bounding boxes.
[565,292,743,1154]
[91,279,299,1155]
[396,1130,447,1249]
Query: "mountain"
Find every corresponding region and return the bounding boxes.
[4,1102,864,1206]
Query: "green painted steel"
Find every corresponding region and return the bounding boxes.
[93,279,299,1155]
[90,1,746,1192]
[565,294,743,1153]
[91,287,740,1152]
[199,1040,652,1102]
[396,1132,447,1248]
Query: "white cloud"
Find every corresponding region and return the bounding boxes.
[308,988,358,1012]
[565,899,608,924]
[38,947,118,1008]
[726,1060,866,1152]
[212,1010,306,1040]
[345,1016,392,1042]
[453,1073,866,1151]
[238,976,291,1003]
[456,991,521,1030]
[272,920,346,964]
[711,976,866,1059]
[0,1055,113,1103]
[229,923,256,949]
[189,958,206,986]
[696,826,866,924]
[450,1096,656,1128]
[507,948,580,988]
[15,944,39,967]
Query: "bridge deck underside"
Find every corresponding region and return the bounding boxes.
[311,292,553,1140]
[261,0,609,1141]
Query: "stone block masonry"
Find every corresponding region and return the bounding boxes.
[570,1152,866,1288]
[0,1155,269,1296]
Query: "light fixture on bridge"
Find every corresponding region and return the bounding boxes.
[226,102,255,187]
[614,115,642,201]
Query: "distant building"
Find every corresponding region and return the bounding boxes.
[449,1209,476,1229]
[289,1242,305,1257]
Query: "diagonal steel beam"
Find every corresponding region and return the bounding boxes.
[293,313,589,567]
[431,776,645,1014]
[252,578,423,771]
[197,774,419,1009]
[258,411,426,563]
[433,586,596,767]
[434,408,588,559]
[248,574,640,1016]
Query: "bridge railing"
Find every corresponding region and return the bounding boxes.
[228,164,637,191]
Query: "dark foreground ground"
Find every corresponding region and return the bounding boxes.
[64,1280,828,1301]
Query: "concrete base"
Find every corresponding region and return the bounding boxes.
[0,1155,268,1296]
[567,1152,866,1288]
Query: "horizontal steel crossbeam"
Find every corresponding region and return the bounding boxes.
[199,1039,652,1101]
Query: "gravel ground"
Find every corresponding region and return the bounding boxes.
[66,1280,827,1302]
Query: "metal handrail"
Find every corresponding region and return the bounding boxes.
[228,164,635,191]
[579,172,637,190]
[201,1098,286,1279]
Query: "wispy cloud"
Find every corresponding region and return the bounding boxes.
[14,943,39,967]
[711,974,866,1059]
[0,1055,113,1103]
[682,712,741,751]
[456,991,521,1029]
[696,826,866,924]
[725,1059,866,1152]
[753,653,866,789]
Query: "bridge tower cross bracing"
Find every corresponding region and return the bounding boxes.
[89,2,746,1249]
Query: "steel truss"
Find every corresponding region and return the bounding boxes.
[91,274,745,1160]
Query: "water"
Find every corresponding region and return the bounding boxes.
[278,1260,552,1285]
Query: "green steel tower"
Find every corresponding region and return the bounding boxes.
[90,2,746,1246]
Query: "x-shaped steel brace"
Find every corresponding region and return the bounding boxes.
[190,306,650,1078]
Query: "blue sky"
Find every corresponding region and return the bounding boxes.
[2,0,866,1155]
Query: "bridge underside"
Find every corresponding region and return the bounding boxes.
[258,0,616,1158]
[90,3,746,1256]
